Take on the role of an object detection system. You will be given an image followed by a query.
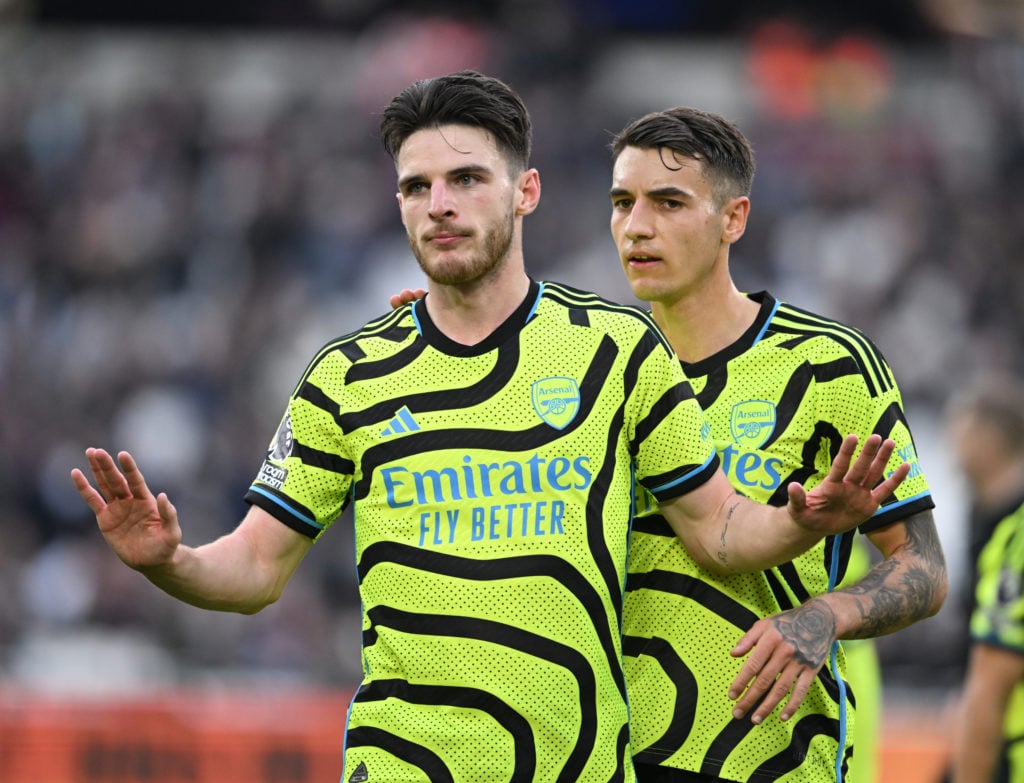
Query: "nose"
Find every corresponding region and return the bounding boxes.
[622,203,653,240]
[428,182,455,220]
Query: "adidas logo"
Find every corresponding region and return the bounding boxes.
[381,405,421,437]
[349,761,368,782]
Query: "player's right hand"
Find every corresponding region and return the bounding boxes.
[71,448,182,571]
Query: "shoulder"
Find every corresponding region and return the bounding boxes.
[766,296,897,393]
[538,280,672,352]
[298,306,418,383]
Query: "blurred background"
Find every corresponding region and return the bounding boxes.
[1,0,1023,780]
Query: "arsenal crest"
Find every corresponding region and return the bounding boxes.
[730,400,776,449]
[532,376,581,430]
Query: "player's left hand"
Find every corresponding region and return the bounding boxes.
[389,288,426,310]
[786,433,909,537]
[728,599,837,723]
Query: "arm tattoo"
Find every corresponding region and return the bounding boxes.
[717,502,742,565]
[842,511,947,638]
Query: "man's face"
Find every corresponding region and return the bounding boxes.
[395,124,519,287]
[610,145,737,305]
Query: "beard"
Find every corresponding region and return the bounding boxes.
[409,210,515,287]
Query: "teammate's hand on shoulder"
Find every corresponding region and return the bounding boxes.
[389,288,426,310]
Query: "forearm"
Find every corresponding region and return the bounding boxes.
[829,521,947,640]
[703,497,819,575]
[952,677,1010,783]
[139,511,312,614]
[142,533,281,613]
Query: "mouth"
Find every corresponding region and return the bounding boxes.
[627,253,662,266]
[426,228,470,246]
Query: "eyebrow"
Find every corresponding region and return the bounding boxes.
[609,185,690,200]
[398,164,493,190]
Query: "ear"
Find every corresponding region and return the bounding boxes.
[514,168,541,217]
[396,191,407,226]
[722,196,750,245]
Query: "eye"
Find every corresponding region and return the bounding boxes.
[611,197,633,210]
[456,173,479,186]
[403,181,426,196]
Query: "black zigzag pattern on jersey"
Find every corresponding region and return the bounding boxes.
[769,304,894,398]
[344,725,453,783]
[359,542,624,703]
[348,336,620,500]
[874,400,910,442]
[291,308,413,391]
[623,635,698,765]
[351,679,535,781]
[542,281,677,359]
[612,721,630,783]
[630,513,675,537]
[625,569,760,631]
[588,392,631,641]
[742,712,844,783]
[362,603,599,783]
[344,334,519,432]
[345,335,429,383]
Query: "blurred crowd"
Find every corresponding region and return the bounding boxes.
[1,8,1023,695]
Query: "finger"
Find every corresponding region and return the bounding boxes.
[157,492,178,526]
[730,628,759,658]
[821,433,859,484]
[87,447,130,502]
[730,647,786,715]
[731,617,773,658]
[846,432,884,485]
[874,460,911,501]
[778,670,816,721]
[857,435,894,488]
[731,664,780,721]
[750,664,802,724]
[117,451,154,500]
[785,481,807,514]
[70,467,108,516]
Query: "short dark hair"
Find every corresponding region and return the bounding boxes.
[611,107,755,204]
[380,70,532,172]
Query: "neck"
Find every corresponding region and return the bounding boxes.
[425,263,531,346]
[651,278,759,363]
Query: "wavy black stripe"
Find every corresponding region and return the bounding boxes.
[344,725,453,783]
[626,569,760,630]
[588,391,631,661]
[342,336,509,432]
[359,541,623,704]
[623,635,698,764]
[351,337,618,500]
[770,307,891,398]
[744,712,842,782]
[352,679,535,781]
[292,307,411,392]
[364,604,598,783]
[542,281,676,358]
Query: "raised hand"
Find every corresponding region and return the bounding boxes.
[70,448,181,571]
[786,434,909,537]
[728,599,836,723]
